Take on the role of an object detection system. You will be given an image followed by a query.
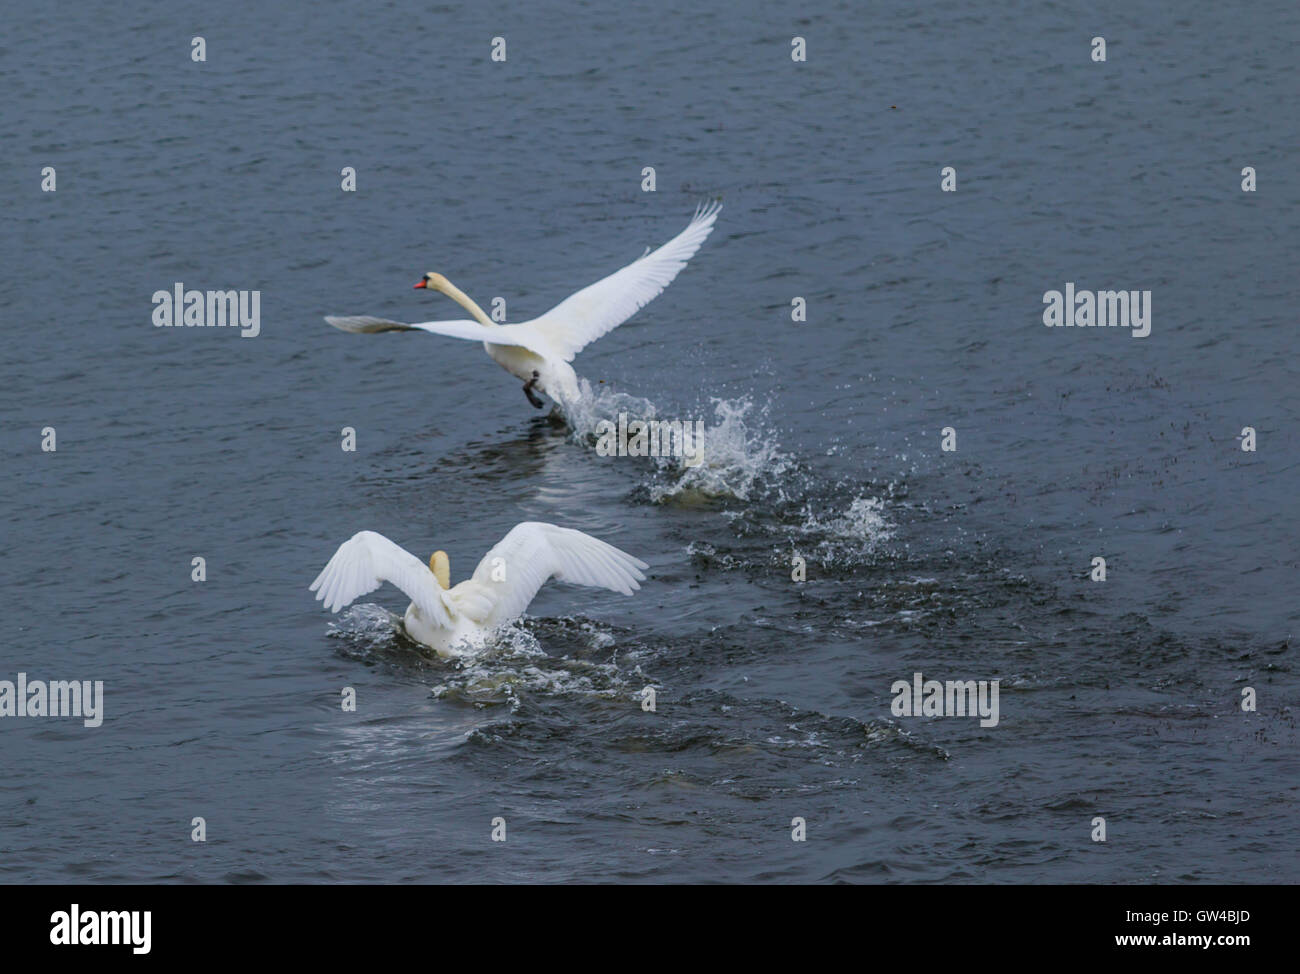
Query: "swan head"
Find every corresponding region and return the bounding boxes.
[413,272,451,292]
[429,550,450,590]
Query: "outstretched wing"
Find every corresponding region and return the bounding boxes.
[520,200,722,362]
[467,522,648,627]
[309,530,452,627]
[323,316,423,334]
[323,315,555,358]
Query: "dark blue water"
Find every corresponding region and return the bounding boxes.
[2,0,1297,883]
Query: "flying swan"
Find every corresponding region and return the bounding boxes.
[309,522,648,657]
[324,201,722,412]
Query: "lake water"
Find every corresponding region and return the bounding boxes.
[2,0,1297,883]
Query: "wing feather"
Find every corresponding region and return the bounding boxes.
[324,202,720,363]
[324,315,555,358]
[519,201,722,361]
[322,315,419,334]
[468,522,648,626]
[309,531,452,628]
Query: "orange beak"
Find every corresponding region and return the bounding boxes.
[413,279,427,289]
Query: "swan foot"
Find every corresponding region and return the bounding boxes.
[523,371,545,409]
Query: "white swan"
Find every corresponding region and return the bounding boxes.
[324,201,722,412]
[309,522,648,657]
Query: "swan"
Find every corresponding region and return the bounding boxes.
[309,522,648,657]
[324,201,721,412]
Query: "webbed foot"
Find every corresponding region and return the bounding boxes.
[523,371,545,409]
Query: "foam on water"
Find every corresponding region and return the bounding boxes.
[325,606,645,710]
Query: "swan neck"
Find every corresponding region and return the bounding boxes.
[437,279,495,328]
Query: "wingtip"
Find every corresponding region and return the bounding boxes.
[694,198,723,223]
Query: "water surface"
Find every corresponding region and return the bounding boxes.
[1,0,1297,883]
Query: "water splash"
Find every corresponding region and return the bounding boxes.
[794,495,895,564]
[558,377,660,440]
[325,603,404,653]
[562,378,797,504]
[646,397,794,504]
[324,606,647,710]
[559,377,896,565]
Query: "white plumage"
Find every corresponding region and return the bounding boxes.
[309,522,648,657]
[324,201,722,411]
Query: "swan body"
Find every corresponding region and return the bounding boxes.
[324,201,721,412]
[309,522,648,657]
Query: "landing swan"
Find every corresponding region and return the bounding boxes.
[324,201,721,412]
[309,522,648,657]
